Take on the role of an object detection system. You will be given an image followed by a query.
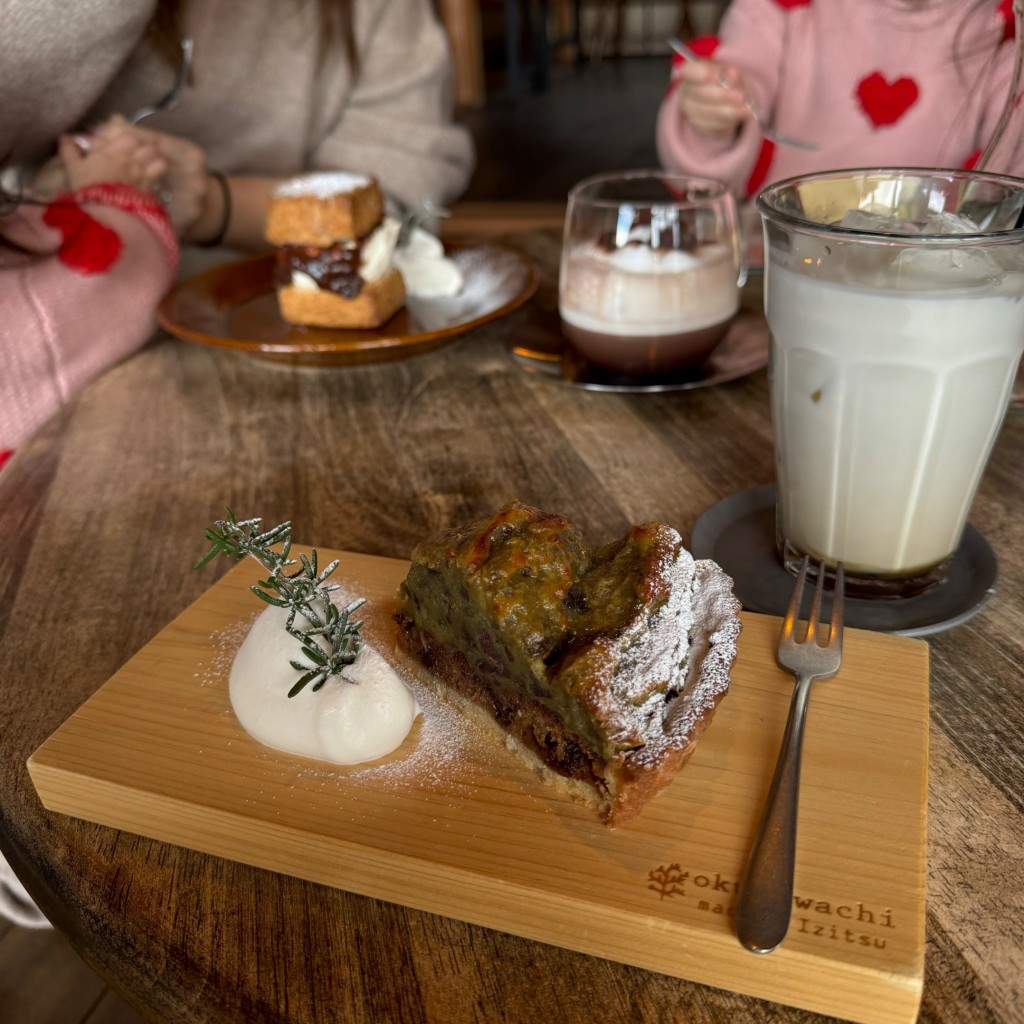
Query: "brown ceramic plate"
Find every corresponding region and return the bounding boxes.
[157,244,538,366]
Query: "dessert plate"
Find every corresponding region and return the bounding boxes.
[157,244,538,366]
[510,308,769,393]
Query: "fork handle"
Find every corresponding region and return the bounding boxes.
[735,672,814,953]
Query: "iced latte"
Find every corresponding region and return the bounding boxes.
[759,170,1024,597]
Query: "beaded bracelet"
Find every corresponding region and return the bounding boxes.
[200,169,232,248]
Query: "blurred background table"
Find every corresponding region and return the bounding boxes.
[1,219,1022,1023]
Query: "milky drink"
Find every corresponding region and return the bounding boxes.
[560,240,739,374]
[770,253,1024,578]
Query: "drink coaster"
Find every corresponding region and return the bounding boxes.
[690,484,998,637]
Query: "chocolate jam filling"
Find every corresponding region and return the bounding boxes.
[274,241,365,298]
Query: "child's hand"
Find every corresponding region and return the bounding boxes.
[133,128,210,236]
[58,122,168,193]
[676,58,749,140]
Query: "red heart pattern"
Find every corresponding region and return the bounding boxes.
[42,198,123,275]
[856,72,920,127]
[999,0,1016,41]
[745,139,776,197]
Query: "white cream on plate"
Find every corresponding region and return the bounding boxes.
[229,602,419,764]
[393,226,464,297]
[359,217,401,281]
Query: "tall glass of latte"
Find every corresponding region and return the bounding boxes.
[759,168,1024,598]
[559,171,745,376]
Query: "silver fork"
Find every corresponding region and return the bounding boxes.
[395,196,452,247]
[735,555,845,954]
[667,38,817,151]
[72,38,193,153]
[128,36,193,124]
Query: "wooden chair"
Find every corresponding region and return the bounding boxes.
[587,0,698,63]
[437,0,486,108]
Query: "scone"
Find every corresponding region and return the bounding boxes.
[394,500,741,826]
[265,172,406,329]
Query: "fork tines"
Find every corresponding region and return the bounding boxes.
[780,556,844,669]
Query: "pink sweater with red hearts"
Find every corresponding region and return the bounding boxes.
[657,0,1017,197]
[0,185,178,461]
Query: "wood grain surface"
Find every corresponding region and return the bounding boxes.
[28,552,929,1024]
[1,227,1023,1024]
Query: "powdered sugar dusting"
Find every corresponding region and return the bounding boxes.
[334,657,470,789]
[406,245,530,331]
[195,614,258,689]
[599,535,740,772]
[607,542,696,713]
[273,171,371,198]
[664,559,741,743]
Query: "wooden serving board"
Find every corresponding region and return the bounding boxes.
[28,551,929,1024]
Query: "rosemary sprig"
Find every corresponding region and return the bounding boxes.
[195,510,365,697]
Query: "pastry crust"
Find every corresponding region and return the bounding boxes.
[277,269,406,329]
[265,180,385,247]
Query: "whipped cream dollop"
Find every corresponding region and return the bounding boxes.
[229,602,419,764]
[560,240,739,336]
[393,226,464,297]
[359,217,401,281]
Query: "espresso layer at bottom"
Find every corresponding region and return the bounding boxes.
[561,317,732,375]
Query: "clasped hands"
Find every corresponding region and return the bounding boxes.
[34,115,220,244]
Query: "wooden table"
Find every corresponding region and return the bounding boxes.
[1,227,1022,1024]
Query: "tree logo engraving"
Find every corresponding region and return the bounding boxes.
[648,863,688,900]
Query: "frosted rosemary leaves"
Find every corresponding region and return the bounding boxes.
[196,511,365,697]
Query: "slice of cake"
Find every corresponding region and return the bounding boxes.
[395,500,741,826]
[265,172,405,329]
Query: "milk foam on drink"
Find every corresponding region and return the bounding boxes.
[559,240,738,337]
[771,259,1024,576]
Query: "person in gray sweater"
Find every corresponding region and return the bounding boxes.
[2,0,475,249]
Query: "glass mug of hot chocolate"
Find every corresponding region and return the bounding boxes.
[559,171,745,375]
[759,168,1024,598]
